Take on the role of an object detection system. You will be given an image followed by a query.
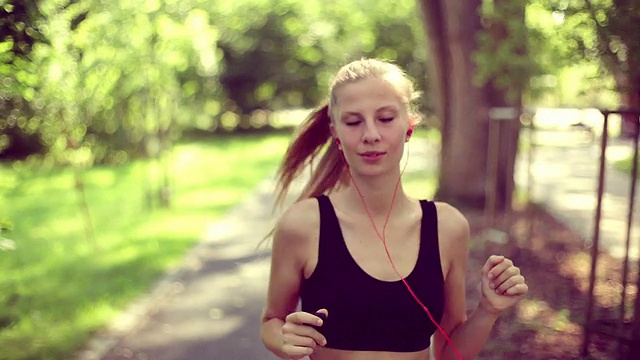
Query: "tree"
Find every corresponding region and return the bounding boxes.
[418,0,535,212]
[0,0,46,159]
[543,0,640,136]
[212,0,429,127]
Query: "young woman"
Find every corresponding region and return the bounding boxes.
[260,58,528,360]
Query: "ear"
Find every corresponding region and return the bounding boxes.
[329,123,336,138]
[329,123,341,146]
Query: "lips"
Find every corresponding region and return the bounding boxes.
[360,151,386,161]
[360,151,385,156]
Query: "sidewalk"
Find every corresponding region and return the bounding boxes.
[74,176,288,360]
[73,140,440,360]
[515,134,640,259]
[74,133,639,360]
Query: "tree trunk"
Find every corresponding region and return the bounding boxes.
[485,83,522,215]
[619,74,640,138]
[74,169,97,250]
[419,0,489,210]
[484,0,525,214]
[418,0,523,212]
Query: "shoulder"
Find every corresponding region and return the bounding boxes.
[433,201,470,248]
[273,197,321,247]
[432,201,470,280]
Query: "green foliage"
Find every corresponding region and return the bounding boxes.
[473,0,636,107]
[1,0,225,164]
[0,0,429,163]
[614,152,639,175]
[474,0,545,103]
[0,219,11,232]
[1,0,636,162]
[0,0,44,58]
[541,0,639,65]
[0,1,44,158]
[212,0,428,114]
[0,133,290,360]
[524,1,613,106]
[522,0,638,106]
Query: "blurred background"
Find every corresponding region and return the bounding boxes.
[0,0,639,359]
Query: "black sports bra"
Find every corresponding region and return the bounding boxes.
[300,195,445,352]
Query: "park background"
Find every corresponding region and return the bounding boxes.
[1,0,639,359]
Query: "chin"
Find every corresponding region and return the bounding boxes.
[349,164,391,178]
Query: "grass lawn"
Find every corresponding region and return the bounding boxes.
[614,152,639,175]
[0,126,441,360]
[0,132,291,360]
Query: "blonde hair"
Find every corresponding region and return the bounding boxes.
[273,58,421,208]
[329,58,421,119]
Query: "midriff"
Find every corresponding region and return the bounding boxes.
[312,347,431,360]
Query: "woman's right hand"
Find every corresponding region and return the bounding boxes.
[280,309,328,359]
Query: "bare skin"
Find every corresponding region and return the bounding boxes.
[261,76,528,360]
[262,193,471,360]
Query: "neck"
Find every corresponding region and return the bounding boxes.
[341,167,411,220]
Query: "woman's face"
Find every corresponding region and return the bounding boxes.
[331,76,412,178]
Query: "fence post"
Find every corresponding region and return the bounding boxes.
[581,109,640,359]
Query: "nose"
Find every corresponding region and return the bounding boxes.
[362,120,381,144]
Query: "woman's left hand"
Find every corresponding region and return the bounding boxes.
[479,255,528,315]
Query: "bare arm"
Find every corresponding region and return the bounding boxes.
[260,199,326,359]
[432,204,528,360]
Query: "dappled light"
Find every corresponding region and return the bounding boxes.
[557,251,639,310]
[473,200,639,359]
[517,299,582,333]
[83,180,284,359]
[2,0,640,359]
[0,132,290,359]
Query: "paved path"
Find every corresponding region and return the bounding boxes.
[74,141,440,360]
[74,177,287,360]
[73,131,639,360]
[515,131,640,259]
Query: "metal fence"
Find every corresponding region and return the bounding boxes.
[581,109,640,360]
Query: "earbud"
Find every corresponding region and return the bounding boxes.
[406,126,414,142]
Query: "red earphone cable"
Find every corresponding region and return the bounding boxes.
[337,141,463,360]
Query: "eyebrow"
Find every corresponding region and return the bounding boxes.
[341,105,399,118]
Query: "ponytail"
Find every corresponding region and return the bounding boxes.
[272,103,348,211]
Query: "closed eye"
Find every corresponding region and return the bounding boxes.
[346,120,362,126]
[379,117,394,122]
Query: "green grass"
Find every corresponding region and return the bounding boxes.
[0,126,442,360]
[614,153,639,175]
[0,132,291,360]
